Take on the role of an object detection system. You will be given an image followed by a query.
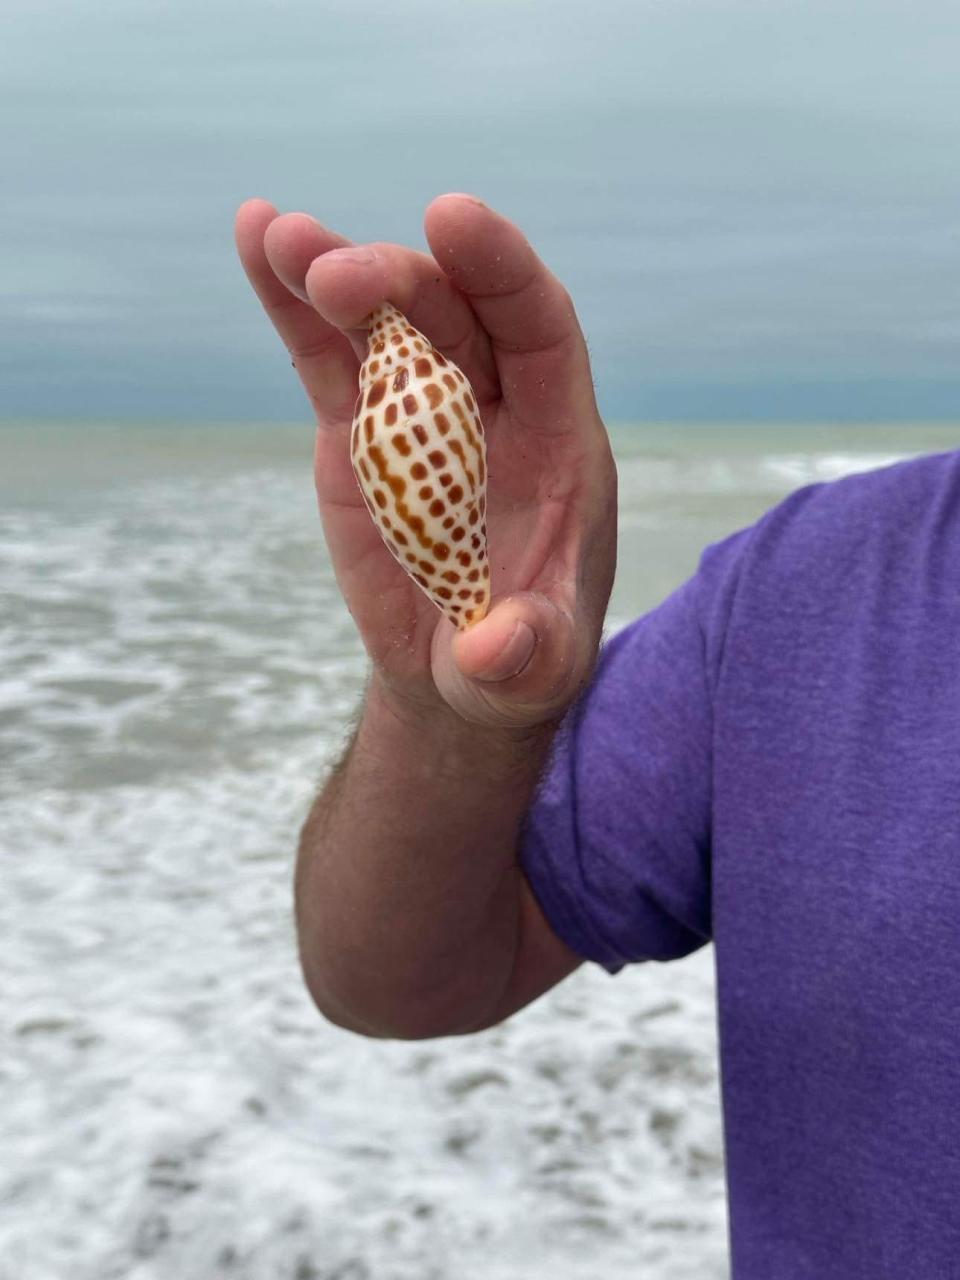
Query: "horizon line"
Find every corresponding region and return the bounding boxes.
[3,415,960,431]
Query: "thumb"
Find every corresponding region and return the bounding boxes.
[430,592,586,730]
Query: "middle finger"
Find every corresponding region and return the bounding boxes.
[302,239,500,405]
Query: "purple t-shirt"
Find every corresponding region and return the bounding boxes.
[520,449,960,1278]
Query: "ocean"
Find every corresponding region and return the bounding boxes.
[2,419,957,1279]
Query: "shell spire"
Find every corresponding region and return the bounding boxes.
[350,301,490,631]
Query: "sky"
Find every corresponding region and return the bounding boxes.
[2,0,959,424]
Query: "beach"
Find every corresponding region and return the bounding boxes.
[2,419,956,1279]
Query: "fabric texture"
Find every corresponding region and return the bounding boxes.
[520,449,960,1279]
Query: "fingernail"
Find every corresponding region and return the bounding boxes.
[438,192,487,209]
[326,246,375,265]
[473,621,536,683]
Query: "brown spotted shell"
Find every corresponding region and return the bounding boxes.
[350,301,490,630]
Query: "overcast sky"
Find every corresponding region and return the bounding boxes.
[3,0,959,423]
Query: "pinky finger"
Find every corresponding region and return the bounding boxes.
[234,199,359,423]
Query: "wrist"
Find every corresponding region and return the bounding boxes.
[362,669,558,781]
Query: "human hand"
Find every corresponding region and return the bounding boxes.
[234,194,617,731]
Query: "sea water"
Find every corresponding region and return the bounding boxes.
[2,420,956,1280]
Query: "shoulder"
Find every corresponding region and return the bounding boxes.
[692,448,960,684]
[744,447,960,564]
[699,448,960,592]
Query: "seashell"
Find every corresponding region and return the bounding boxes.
[350,301,490,630]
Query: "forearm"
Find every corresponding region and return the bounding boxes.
[295,675,558,1039]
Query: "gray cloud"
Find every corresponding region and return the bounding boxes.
[2,0,959,422]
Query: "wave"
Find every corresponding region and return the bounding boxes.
[616,450,911,500]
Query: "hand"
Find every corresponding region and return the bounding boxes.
[234,194,617,731]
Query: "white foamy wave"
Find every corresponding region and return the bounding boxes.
[1,761,725,1280]
[0,469,366,795]
[1,445,728,1280]
[617,449,908,503]
[760,451,909,487]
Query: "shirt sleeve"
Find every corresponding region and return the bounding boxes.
[519,527,750,973]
